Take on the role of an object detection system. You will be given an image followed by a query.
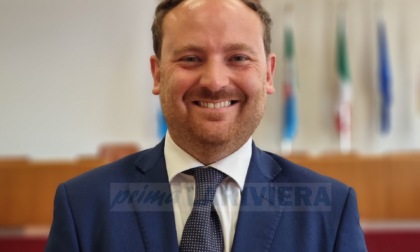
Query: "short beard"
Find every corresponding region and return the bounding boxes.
[161,85,267,164]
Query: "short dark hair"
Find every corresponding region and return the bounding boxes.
[151,0,273,59]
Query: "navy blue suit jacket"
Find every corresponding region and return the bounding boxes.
[46,140,367,251]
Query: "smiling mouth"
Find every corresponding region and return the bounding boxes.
[193,101,238,109]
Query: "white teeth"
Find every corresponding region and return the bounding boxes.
[199,101,232,109]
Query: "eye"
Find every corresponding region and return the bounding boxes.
[230,55,250,62]
[180,55,201,63]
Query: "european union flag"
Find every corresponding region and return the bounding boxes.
[378,20,392,134]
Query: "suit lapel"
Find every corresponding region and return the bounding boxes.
[127,140,285,251]
[128,139,179,252]
[232,144,285,252]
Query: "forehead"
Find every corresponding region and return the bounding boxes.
[166,0,261,27]
[160,0,264,53]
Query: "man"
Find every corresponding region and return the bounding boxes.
[46,0,367,251]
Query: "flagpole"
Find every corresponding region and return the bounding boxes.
[281,140,293,156]
[375,0,384,19]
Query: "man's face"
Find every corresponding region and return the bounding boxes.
[151,0,276,155]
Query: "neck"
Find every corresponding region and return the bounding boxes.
[170,135,249,165]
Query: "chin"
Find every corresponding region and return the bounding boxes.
[195,131,230,145]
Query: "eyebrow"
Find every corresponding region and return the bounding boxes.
[171,43,258,57]
[172,45,204,57]
[223,43,258,56]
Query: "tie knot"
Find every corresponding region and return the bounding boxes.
[191,167,226,184]
[186,167,226,204]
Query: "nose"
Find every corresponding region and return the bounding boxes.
[199,58,229,91]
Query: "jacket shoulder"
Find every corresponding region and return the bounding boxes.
[64,141,164,189]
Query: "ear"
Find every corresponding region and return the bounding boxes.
[150,55,161,95]
[265,53,276,94]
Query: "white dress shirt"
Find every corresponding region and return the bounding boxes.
[164,133,252,252]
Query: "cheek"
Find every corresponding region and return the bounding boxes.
[161,70,196,102]
[236,72,266,98]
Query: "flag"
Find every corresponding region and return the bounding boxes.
[378,19,392,134]
[282,26,298,147]
[335,16,352,152]
[157,106,167,139]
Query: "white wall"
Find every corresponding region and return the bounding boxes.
[0,0,159,159]
[260,0,420,155]
[0,0,419,159]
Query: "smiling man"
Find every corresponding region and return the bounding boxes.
[46,0,367,251]
[150,0,275,165]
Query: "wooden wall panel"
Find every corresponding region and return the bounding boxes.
[387,154,420,219]
[287,153,420,221]
[0,153,419,227]
[0,160,104,227]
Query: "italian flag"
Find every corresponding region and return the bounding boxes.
[335,16,352,152]
[281,25,299,153]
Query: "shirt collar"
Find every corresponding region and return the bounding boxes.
[164,132,252,191]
